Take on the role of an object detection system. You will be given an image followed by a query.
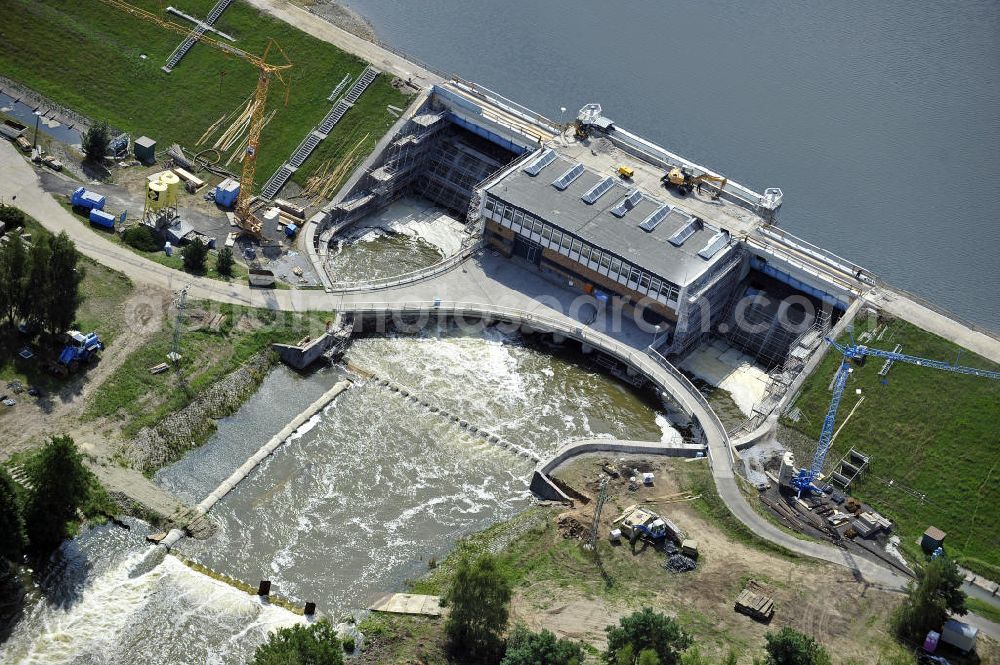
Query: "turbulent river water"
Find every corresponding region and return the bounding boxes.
[2,326,674,662]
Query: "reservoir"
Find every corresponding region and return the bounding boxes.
[343,0,1000,330]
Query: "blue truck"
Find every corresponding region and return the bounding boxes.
[70,186,105,211]
[52,330,103,376]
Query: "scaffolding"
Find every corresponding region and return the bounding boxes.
[413,127,510,214]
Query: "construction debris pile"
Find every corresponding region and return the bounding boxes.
[662,541,697,573]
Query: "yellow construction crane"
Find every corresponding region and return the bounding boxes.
[96,0,292,235]
[661,166,728,199]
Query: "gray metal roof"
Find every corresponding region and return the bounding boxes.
[486,155,732,286]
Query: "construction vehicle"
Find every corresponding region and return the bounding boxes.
[617,166,634,180]
[96,0,292,237]
[613,504,685,545]
[52,330,103,376]
[661,166,728,198]
[734,581,774,621]
[791,327,1000,495]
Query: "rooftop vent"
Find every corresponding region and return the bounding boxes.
[611,189,643,218]
[552,163,584,190]
[522,148,556,176]
[668,214,700,246]
[698,230,729,259]
[581,176,615,204]
[639,205,670,232]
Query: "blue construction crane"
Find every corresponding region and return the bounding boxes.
[792,328,1000,494]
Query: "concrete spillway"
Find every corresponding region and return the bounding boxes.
[161,379,353,548]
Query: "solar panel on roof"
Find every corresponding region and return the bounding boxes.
[639,205,670,232]
[668,217,699,246]
[611,189,644,218]
[552,163,584,190]
[698,231,729,259]
[581,177,615,204]
[522,149,556,176]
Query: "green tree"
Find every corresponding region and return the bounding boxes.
[0,234,29,325]
[181,237,208,274]
[680,648,738,665]
[444,552,512,663]
[81,121,110,163]
[501,624,584,665]
[23,240,51,331]
[216,246,234,277]
[0,468,26,562]
[762,628,831,665]
[43,232,84,336]
[891,556,967,642]
[250,621,343,665]
[605,608,692,665]
[24,435,91,552]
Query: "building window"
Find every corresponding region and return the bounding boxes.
[503,206,514,222]
[571,238,583,255]
[639,273,651,289]
[610,258,622,276]
[560,234,572,252]
[532,219,544,234]
[649,277,662,294]
[628,268,641,287]
[600,253,612,270]
[485,198,496,212]
[513,209,524,225]
[541,225,552,241]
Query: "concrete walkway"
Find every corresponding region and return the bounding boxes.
[242,0,442,88]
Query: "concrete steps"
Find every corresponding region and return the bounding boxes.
[161,0,234,73]
[259,66,380,200]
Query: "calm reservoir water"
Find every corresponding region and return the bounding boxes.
[343,0,1000,331]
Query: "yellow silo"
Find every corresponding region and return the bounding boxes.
[147,181,168,210]
[160,171,181,207]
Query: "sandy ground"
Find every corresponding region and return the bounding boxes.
[680,339,770,416]
[508,456,968,662]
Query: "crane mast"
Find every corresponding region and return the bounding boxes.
[793,331,1000,494]
[96,0,292,236]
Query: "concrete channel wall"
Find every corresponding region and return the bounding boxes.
[162,380,353,550]
[530,439,708,502]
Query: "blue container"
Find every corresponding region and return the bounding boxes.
[214,178,240,208]
[88,209,115,229]
[72,186,105,210]
[284,223,298,237]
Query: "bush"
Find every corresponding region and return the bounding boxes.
[501,624,584,665]
[181,237,208,274]
[342,636,355,653]
[0,205,27,231]
[251,621,343,665]
[762,627,831,665]
[82,120,110,163]
[122,225,162,252]
[444,552,512,663]
[605,608,692,665]
[216,246,234,277]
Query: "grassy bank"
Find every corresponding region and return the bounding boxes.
[85,302,332,438]
[0,0,410,189]
[783,318,1000,577]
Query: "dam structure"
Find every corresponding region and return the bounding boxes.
[307,80,873,385]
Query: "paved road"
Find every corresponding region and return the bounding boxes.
[0,140,950,595]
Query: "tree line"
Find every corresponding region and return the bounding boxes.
[0,208,84,338]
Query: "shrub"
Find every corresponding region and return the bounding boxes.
[122,225,162,252]
[605,608,692,665]
[762,627,831,665]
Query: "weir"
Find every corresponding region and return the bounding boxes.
[161,379,353,549]
[344,359,541,462]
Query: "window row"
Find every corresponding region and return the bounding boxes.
[484,196,679,304]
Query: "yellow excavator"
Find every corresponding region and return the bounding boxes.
[661,167,727,198]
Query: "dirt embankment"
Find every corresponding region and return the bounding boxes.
[299,0,376,41]
[121,351,276,473]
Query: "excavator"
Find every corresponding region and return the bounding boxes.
[661,166,727,198]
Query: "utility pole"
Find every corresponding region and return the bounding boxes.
[168,287,187,363]
[32,110,41,152]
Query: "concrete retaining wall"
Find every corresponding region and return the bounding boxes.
[530,438,707,502]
